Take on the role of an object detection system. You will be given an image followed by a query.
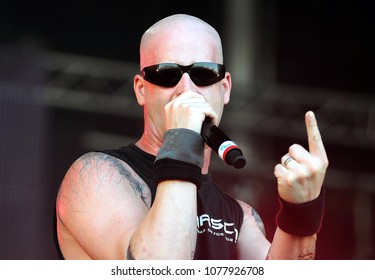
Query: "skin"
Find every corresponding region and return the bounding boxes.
[56,14,328,260]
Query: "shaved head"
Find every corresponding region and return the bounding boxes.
[139,14,223,69]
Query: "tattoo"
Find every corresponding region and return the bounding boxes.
[78,152,151,206]
[298,249,315,260]
[104,154,150,203]
[251,208,266,236]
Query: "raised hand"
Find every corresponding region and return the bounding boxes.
[274,111,329,204]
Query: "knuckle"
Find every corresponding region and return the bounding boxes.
[286,168,310,185]
[286,172,297,185]
[281,154,288,163]
[289,144,302,154]
[274,163,284,174]
[296,169,310,182]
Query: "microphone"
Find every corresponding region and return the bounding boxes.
[201,119,246,169]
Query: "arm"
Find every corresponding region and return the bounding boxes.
[268,111,328,259]
[267,229,317,259]
[237,111,328,260]
[128,91,217,259]
[128,179,197,259]
[236,201,318,260]
[56,152,197,260]
[237,200,271,260]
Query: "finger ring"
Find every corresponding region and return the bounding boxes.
[283,157,294,167]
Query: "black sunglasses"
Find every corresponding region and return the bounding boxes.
[141,62,225,87]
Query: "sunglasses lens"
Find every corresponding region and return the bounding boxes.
[190,63,224,86]
[142,63,225,87]
[143,64,182,87]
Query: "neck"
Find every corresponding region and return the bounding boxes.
[136,131,162,157]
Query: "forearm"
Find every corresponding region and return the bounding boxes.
[128,180,197,259]
[128,126,203,259]
[267,228,317,260]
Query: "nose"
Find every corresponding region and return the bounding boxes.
[175,72,196,92]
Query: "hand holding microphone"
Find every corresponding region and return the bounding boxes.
[164,91,246,169]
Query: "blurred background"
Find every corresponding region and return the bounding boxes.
[0,0,374,259]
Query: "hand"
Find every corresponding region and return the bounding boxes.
[274,111,329,204]
[164,91,217,133]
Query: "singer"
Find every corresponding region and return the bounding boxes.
[55,14,329,260]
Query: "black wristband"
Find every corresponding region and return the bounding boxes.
[153,128,204,189]
[156,128,204,168]
[276,188,325,236]
[153,158,202,188]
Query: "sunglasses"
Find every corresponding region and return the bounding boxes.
[141,62,226,87]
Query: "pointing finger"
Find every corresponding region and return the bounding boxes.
[305,111,327,160]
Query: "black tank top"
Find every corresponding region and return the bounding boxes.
[102,144,244,260]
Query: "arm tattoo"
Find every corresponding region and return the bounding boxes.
[79,152,151,206]
[298,249,315,260]
[105,154,150,204]
[251,208,266,236]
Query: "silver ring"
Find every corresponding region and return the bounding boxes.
[283,157,294,167]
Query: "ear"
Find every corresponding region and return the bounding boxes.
[133,74,146,106]
[222,72,232,105]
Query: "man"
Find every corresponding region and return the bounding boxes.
[56,14,328,260]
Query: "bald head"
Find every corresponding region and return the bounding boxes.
[139,14,223,69]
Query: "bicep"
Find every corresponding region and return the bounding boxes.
[236,200,271,260]
[56,152,151,259]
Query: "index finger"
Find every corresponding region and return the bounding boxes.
[305,111,327,159]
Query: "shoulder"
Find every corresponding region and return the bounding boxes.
[57,151,152,217]
[56,152,152,259]
[69,151,135,178]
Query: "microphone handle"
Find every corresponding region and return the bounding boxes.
[201,120,246,169]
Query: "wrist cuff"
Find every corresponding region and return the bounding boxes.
[154,129,204,188]
[156,128,204,168]
[276,188,325,236]
[153,158,202,188]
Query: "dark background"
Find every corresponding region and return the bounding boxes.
[1,0,373,93]
[0,0,374,260]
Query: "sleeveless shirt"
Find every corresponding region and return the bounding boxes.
[102,144,244,260]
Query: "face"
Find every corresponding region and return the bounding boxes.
[134,20,232,138]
